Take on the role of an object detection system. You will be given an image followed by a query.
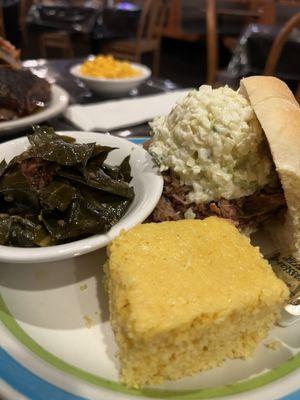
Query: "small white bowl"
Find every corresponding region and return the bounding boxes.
[0,131,163,263]
[70,62,151,96]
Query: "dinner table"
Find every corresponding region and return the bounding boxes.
[225,23,300,89]
[0,57,181,144]
[26,0,104,34]
[26,1,141,54]
[26,1,140,34]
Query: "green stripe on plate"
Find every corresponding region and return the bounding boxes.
[1,295,299,399]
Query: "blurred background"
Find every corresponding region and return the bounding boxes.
[1,0,299,89]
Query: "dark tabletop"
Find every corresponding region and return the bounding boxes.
[0,58,180,144]
[26,1,140,37]
[227,23,300,82]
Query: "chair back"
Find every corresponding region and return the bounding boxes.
[264,12,300,103]
[19,0,34,44]
[0,6,5,38]
[206,0,217,85]
[264,12,300,75]
[277,1,300,5]
[205,0,276,85]
[136,0,168,42]
[19,0,33,15]
[213,0,275,24]
[40,31,74,59]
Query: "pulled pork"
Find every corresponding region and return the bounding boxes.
[20,158,59,190]
[148,170,286,231]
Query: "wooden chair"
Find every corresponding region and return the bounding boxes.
[205,0,276,85]
[277,0,300,5]
[264,12,300,103]
[162,0,201,42]
[39,31,74,59]
[104,0,168,77]
[0,6,6,38]
[19,0,33,46]
[206,0,218,85]
[215,0,275,24]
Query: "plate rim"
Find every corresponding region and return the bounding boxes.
[0,84,69,133]
[1,294,299,399]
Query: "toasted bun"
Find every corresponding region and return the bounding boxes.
[240,76,300,259]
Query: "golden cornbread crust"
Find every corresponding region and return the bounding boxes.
[106,217,289,388]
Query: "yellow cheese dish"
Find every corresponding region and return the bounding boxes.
[80,55,142,79]
[105,217,289,388]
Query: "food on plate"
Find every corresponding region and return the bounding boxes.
[147,76,300,258]
[0,126,134,247]
[80,54,142,79]
[105,216,289,388]
[150,85,272,204]
[0,37,51,122]
[0,67,51,122]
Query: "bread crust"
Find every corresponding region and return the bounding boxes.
[240,76,299,107]
[240,76,300,258]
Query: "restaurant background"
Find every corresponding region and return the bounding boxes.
[1,1,300,111]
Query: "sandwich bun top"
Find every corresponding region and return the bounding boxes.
[241,76,300,259]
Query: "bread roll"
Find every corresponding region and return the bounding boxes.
[240,76,300,259]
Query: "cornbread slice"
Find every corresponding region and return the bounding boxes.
[105,217,289,388]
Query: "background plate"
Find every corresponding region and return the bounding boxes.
[0,84,69,135]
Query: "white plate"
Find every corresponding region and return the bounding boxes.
[0,138,299,400]
[0,247,300,400]
[0,133,163,263]
[0,84,69,135]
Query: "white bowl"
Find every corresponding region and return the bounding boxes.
[70,62,151,96]
[0,131,163,263]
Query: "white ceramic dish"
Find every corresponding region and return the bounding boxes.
[0,247,299,400]
[0,84,69,135]
[0,131,163,264]
[70,62,151,96]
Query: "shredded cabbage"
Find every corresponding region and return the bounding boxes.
[149,85,273,203]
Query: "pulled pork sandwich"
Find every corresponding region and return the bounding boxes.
[147,76,300,259]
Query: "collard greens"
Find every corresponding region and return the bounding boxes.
[0,126,134,247]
